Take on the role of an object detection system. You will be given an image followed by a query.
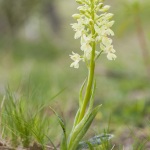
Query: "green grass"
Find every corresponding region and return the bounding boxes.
[0,88,56,149]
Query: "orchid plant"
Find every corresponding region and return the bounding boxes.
[60,0,116,149]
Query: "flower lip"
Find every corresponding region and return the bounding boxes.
[70,52,82,68]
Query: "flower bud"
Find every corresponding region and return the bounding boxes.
[72,14,81,19]
[77,6,83,10]
[95,3,103,12]
[79,9,85,14]
[106,13,114,20]
[107,21,115,27]
[76,0,83,4]
[78,9,90,18]
[95,0,104,3]
[89,19,93,25]
[101,5,110,12]
[98,3,103,9]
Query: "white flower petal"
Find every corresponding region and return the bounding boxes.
[102,37,112,46]
[70,61,79,68]
[107,53,117,60]
[75,31,82,39]
[106,29,114,36]
[84,51,91,60]
[100,43,105,51]
[107,21,115,27]
[81,43,92,52]
[70,52,81,61]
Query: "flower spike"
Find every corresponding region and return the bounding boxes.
[70,0,116,69]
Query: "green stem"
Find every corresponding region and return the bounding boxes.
[77,0,96,123]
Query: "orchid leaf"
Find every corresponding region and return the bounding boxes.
[68,105,101,150]
[77,134,114,149]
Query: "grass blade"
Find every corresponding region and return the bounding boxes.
[49,107,67,150]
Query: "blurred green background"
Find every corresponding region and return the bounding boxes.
[0,0,150,149]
